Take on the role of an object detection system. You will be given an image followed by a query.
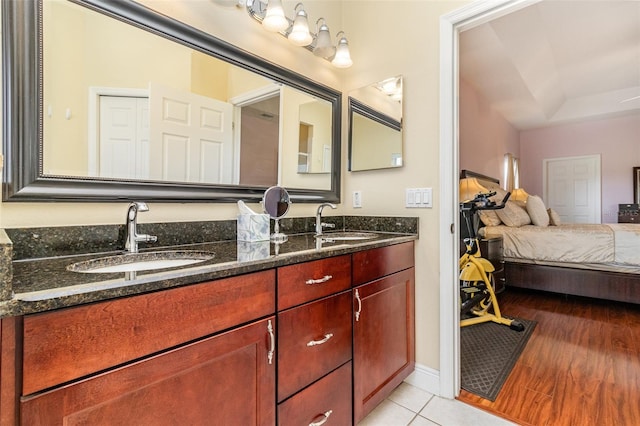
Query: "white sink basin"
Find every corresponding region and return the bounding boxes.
[67,251,214,274]
[318,232,379,241]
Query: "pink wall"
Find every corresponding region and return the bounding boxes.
[520,114,640,223]
[459,79,520,181]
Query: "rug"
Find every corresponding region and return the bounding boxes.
[460,317,537,401]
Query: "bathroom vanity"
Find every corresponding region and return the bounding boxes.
[0,220,416,425]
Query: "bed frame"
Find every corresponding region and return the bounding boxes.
[460,170,640,305]
[505,262,640,305]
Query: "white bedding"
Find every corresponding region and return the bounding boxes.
[480,223,640,271]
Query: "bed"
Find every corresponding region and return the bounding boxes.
[461,170,640,304]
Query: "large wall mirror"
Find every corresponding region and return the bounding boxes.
[348,76,403,172]
[2,0,341,202]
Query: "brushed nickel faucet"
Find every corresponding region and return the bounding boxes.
[315,202,337,236]
[125,202,157,253]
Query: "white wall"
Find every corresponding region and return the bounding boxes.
[0,0,472,383]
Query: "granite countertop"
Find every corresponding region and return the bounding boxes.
[1,231,416,318]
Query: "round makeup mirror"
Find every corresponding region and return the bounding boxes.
[262,186,291,243]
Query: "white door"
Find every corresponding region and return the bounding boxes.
[98,96,149,180]
[149,83,234,184]
[544,155,601,223]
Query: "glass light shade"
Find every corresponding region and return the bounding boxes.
[288,9,312,46]
[262,0,289,32]
[459,178,488,202]
[331,36,352,68]
[313,22,334,58]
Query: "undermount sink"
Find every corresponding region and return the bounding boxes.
[318,232,379,241]
[67,251,214,274]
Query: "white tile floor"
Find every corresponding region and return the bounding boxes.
[358,382,517,426]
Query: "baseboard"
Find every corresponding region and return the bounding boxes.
[403,363,441,396]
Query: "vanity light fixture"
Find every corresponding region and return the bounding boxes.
[243,0,352,68]
[331,31,353,68]
[288,3,313,46]
[375,76,403,102]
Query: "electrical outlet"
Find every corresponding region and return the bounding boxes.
[353,190,362,208]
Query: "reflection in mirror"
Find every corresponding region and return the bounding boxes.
[2,0,341,202]
[297,99,332,174]
[43,0,331,189]
[348,76,403,172]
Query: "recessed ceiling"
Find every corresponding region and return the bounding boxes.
[460,0,640,130]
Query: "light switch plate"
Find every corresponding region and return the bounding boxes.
[406,188,433,208]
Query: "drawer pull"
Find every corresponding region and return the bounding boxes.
[309,410,333,426]
[307,333,334,347]
[355,289,362,322]
[267,319,275,365]
[305,275,333,285]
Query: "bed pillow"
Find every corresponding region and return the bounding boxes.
[477,187,508,226]
[496,200,531,227]
[478,210,502,226]
[526,195,550,227]
[548,208,562,226]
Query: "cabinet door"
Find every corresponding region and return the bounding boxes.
[21,317,276,426]
[277,291,352,402]
[278,362,352,426]
[353,268,415,423]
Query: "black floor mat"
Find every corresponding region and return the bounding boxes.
[460,317,537,401]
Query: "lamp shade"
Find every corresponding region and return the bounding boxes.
[459,178,488,202]
[288,6,312,46]
[510,188,529,203]
[262,0,289,32]
[314,19,334,58]
[331,33,352,68]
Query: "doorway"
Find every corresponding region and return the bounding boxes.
[438,0,539,400]
[543,154,601,223]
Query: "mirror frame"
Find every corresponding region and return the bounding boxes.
[634,167,640,205]
[347,97,402,172]
[2,0,341,203]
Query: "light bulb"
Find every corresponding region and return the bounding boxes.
[331,33,352,68]
[262,0,289,32]
[288,6,312,46]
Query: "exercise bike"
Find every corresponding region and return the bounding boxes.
[459,191,524,332]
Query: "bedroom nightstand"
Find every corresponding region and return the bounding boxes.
[478,236,506,294]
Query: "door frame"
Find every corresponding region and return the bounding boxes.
[438,0,540,399]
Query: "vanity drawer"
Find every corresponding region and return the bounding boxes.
[278,361,352,426]
[353,242,414,286]
[22,270,276,395]
[277,255,351,310]
[277,291,352,402]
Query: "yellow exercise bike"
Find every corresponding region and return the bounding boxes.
[459,192,524,332]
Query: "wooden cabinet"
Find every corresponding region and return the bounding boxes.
[353,243,415,423]
[478,236,505,293]
[618,204,639,223]
[276,255,354,424]
[10,241,416,425]
[21,317,276,425]
[20,270,277,425]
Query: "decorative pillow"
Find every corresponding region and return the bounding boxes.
[548,208,562,226]
[496,200,531,227]
[478,210,502,226]
[526,195,550,227]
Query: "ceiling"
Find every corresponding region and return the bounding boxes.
[459,0,640,130]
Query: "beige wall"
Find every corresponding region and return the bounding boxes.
[0,0,471,375]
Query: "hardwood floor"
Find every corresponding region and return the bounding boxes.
[457,287,640,426]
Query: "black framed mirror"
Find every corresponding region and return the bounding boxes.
[2,0,341,203]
